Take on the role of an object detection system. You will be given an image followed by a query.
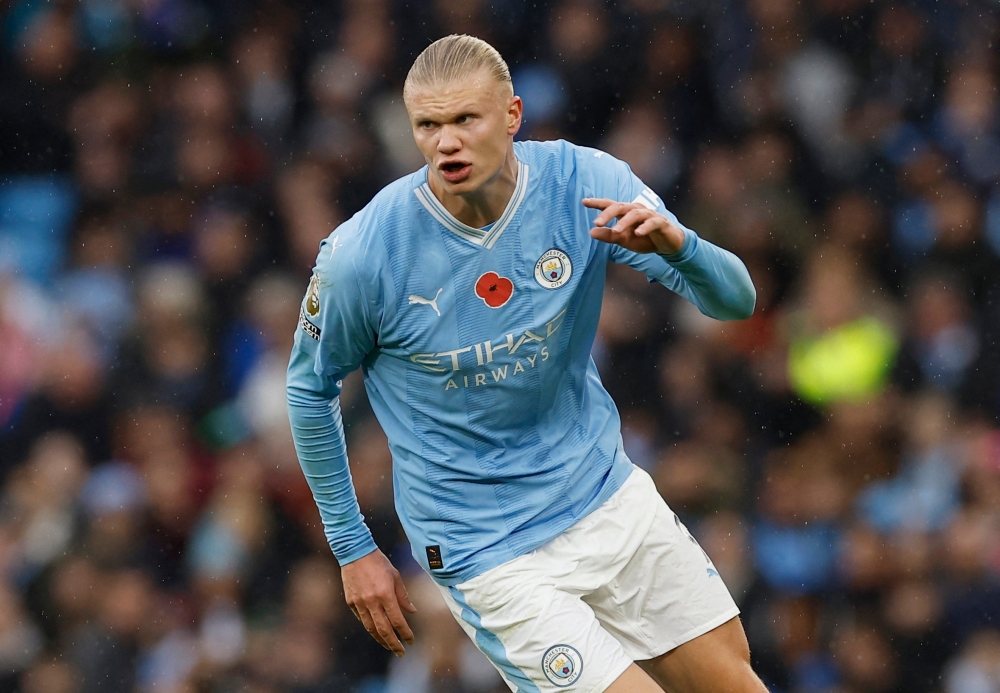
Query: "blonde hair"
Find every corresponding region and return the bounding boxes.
[404,34,512,97]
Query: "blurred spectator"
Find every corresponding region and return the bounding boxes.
[831,620,900,693]
[752,439,846,595]
[602,103,682,196]
[547,0,627,143]
[0,583,44,683]
[935,65,1000,186]
[70,569,153,693]
[231,21,296,157]
[20,657,81,693]
[895,273,980,398]
[857,394,962,533]
[786,245,898,406]
[68,80,143,201]
[945,629,1000,693]
[2,432,87,578]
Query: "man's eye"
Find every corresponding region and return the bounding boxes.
[457,115,472,124]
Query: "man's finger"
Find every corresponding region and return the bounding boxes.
[354,605,391,651]
[594,202,648,226]
[590,226,625,246]
[593,202,634,227]
[611,208,651,233]
[394,573,417,614]
[384,596,416,645]
[581,197,614,210]
[633,218,659,237]
[370,605,406,656]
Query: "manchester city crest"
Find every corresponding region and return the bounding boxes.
[534,249,572,289]
[542,645,583,687]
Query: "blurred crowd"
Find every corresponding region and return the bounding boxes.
[2,0,1000,691]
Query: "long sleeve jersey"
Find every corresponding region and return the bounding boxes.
[286,139,756,586]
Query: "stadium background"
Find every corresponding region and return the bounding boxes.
[2,0,1000,691]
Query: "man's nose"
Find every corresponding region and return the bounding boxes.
[437,125,461,153]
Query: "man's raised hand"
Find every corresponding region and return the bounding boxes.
[342,549,417,656]
[583,198,685,255]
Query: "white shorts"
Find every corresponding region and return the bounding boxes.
[437,466,739,693]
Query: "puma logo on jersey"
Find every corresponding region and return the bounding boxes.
[409,288,443,316]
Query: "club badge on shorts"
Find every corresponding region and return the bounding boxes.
[534,249,572,289]
[542,644,583,687]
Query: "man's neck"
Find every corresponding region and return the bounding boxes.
[429,148,519,229]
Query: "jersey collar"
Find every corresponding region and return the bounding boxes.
[414,160,529,250]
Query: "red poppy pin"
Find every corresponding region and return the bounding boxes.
[475,272,513,308]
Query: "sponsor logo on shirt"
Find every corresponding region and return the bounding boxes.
[410,308,567,390]
[534,249,572,289]
[542,645,583,686]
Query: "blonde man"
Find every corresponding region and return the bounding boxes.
[287,35,762,692]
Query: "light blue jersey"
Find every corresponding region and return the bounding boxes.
[286,140,755,586]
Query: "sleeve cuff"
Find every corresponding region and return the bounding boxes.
[332,536,379,566]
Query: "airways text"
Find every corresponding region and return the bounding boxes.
[409,308,567,390]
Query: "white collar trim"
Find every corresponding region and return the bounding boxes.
[414,161,529,250]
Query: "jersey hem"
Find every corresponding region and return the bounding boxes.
[427,460,635,586]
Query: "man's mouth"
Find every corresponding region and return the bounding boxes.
[439,161,472,183]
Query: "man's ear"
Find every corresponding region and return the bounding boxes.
[508,95,523,136]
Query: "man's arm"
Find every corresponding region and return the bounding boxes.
[586,196,756,321]
[286,233,415,655]
[286,353,376,564]
[286,367,416,655]
[574,147,754,320]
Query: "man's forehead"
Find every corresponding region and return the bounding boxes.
[405,72,509,115]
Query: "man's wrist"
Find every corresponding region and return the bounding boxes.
[654,222,687,256]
